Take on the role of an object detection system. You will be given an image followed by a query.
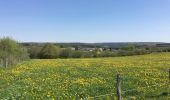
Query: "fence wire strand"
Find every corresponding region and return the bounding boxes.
[85,92,116,99]
[83,70,170,99]
[122,82,168,94]
[84,81,169,99]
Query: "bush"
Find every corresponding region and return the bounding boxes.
[38,43,59,59]
[28,46,42,58]
[71,51,83,58]
[0,37,29,67]
[59,48,72,58]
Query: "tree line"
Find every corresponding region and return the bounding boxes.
[1,37,170,67]
[27,42,170,59]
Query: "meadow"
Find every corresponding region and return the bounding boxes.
[0,53,170,100]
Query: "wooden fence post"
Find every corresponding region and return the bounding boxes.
[169,69,170,83]
[116,74,121,100]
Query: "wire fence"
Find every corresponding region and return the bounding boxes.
[83,72,170,100]
[123,82,169,94]
[86,92,116,99]
[84,83,169,100]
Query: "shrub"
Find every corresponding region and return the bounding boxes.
[0,37,29,67]
[38,43,59,59]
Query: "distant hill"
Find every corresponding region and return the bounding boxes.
[87,42,162,48]
[21,42,165,48]
[156,43,170,47]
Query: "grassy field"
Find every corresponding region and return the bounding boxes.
[0,53,170,100]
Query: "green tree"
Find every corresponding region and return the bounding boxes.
[0,37,29,67]
[71,51,83,58]
[59,48,72,58]
[38,43,59,59]
[121,45,136,51]
[28,46,42,58]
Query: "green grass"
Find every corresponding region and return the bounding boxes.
[0,53,170,100]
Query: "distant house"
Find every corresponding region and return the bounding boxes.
[71,47,76,51]
[98,48,103,52]
[78,48,96,51]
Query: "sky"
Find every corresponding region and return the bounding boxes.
[0,0,170,43]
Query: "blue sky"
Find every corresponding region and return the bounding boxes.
[0,0,170,42]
